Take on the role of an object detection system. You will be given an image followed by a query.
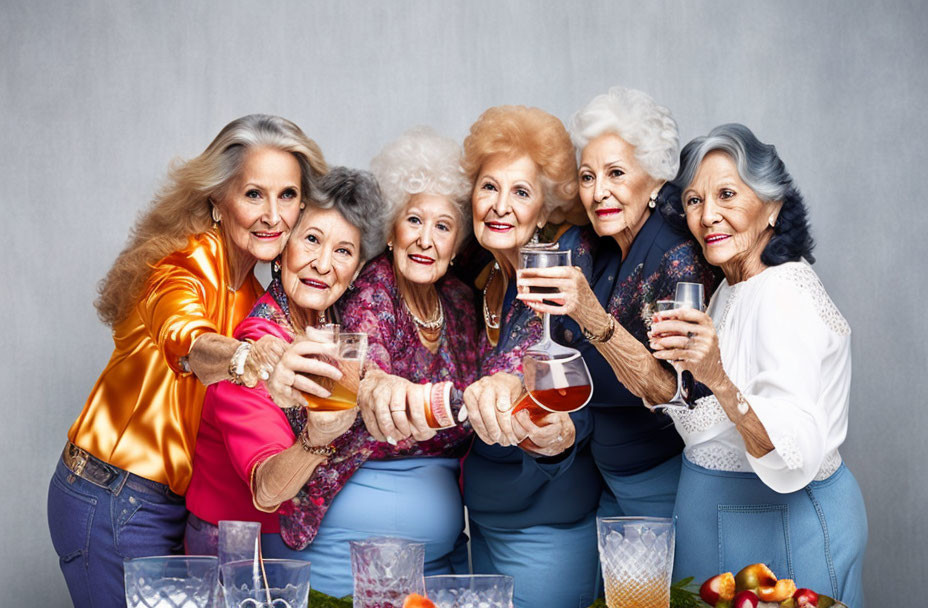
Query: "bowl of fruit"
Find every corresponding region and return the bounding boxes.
[698,563,847,608]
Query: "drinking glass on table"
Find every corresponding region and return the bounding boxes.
[124,555,218,608]
[597,517,675,608]
[350,536,426,608]
[220,559,312,608]
[649,281,705,411]
[425,574,514,608]
[218,520,262,567]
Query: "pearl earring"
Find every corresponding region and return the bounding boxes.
[211,206,221,223]
[648,196,657,209]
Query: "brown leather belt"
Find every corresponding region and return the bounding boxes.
[62,441,120,488]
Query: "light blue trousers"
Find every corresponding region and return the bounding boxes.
[469,512,599,608]
[263,458,466,598]
[596,454,682,518]
[673,457,867,607]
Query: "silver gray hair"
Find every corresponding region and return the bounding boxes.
[370,126,473,249]
[568,86,680,181]
[307,166,387,262]
[675,123,815,265]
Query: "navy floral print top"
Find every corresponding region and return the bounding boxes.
[244,264,476,550]
[463,225,605,529]
[555,184,720,476]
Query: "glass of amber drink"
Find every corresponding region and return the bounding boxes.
[300,329,368,411]
[513,245,594,422]
[597,517,674,608]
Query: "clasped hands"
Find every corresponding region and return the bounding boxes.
[463,372,575,457]
[258,331,575,455]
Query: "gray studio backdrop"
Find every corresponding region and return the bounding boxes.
[3,1,926,605]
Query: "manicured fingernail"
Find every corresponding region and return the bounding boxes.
[458,406,468,422]
[386,436,397,446]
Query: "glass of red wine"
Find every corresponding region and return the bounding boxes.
[514,244,593,420]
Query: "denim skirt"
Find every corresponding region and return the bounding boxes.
[673,456,867,607]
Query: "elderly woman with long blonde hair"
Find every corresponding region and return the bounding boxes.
[47,114,328,608]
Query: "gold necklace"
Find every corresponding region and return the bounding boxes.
[482,262,501,329]
[404,296,444,331]
[482,262,502,346]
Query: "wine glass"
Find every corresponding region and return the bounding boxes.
[650,281,705,412]
[514,244,594,420]
[518,244,576,359]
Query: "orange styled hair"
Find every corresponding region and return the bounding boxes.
[462,105,579,215]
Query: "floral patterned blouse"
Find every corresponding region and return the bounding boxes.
[233,266,476,550]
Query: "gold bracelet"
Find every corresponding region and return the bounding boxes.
[298,426,336,458]
[581,315,616,343]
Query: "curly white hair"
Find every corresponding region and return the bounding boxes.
[370,126,472,248]
[568,86,680,182]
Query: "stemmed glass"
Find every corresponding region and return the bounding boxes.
[650,282,704,411]
[515,244,594,418]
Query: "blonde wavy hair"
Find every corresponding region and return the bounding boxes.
[95,114,328,326]
[462,105,580,216]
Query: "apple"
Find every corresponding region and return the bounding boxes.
[732,589,760,608]
[402,593,437,608]
[735,564,777,592]
[758,578,796,602]
[700,572,736,604]
[792,588,818,607]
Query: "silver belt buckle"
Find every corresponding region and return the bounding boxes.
[66,443,88,477]
[72,453,87,477]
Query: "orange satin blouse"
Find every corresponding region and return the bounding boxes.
[68,230,262,495]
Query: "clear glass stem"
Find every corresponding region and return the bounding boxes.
[672,365,684,401]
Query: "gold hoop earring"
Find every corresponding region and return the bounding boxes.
[211,206,221,224]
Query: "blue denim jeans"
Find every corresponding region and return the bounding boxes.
[47,456,187,608]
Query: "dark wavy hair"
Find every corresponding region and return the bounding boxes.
[672,123,815,265]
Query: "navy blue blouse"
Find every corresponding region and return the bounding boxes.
[462,225,604,529]
[553,185,720,476]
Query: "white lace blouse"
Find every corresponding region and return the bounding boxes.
[667,261,851,494]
